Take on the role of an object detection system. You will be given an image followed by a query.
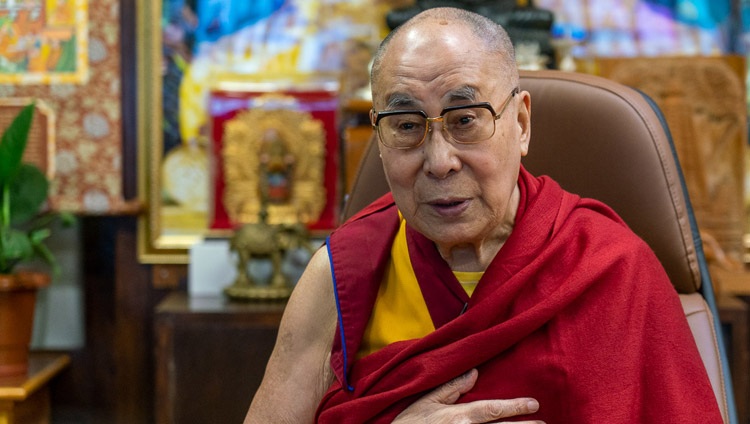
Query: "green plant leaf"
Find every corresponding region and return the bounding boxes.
[28,227,50,244]
[8,164,49,225]
[30,235,60,277]
[0,103,35,184]
[0,228,33,265]
[59,211,77,227]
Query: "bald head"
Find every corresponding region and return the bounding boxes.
[370,8,517,91]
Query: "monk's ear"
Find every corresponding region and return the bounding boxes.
[516,90,531,156]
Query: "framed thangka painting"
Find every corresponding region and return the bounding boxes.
[208,80,340,233]
[0,0,89,84]
[138,0,384,262]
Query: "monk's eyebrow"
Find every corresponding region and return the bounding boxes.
[444,86,477,103]
[385,92,418,110]
[383,86,477,110]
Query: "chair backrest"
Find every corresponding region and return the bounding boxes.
[341,70,735,423]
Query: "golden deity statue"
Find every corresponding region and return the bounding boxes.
[221,96,327,227]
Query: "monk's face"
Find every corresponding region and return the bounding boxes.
[372,19,531,257]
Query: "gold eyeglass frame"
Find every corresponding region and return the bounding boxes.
[371,87,520,149]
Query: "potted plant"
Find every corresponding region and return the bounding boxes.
[0,103,68,376]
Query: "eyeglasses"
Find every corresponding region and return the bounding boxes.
[371,87,519,150]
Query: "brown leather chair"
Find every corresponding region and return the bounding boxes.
[341,70,736,423]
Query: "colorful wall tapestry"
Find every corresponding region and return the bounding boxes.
[154,0,381,246]
[0,0,89,84]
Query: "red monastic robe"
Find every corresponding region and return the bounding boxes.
[317,166,722,423]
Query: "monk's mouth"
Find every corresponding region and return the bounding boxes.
[429,199,471,215]
[435,200,464,207]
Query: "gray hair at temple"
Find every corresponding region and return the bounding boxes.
[370,7,518,90]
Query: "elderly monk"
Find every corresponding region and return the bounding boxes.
[245,7,722,424]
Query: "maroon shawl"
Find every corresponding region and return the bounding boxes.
[318,167,721,423]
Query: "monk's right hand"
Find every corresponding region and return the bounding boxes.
[393,369,545,424]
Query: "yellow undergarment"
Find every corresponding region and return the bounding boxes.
[357,215,482,358]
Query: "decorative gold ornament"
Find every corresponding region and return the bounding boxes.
[221,96,327,226]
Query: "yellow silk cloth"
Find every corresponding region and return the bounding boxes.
[357,215,482,358]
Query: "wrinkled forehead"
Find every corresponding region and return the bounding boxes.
[372,20,510,107]
[373,56,504,110]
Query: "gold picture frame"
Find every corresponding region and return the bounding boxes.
[137,0,195,263]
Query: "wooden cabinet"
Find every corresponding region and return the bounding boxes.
[154,292,285,424]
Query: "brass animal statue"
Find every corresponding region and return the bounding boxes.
[224,209,314,301]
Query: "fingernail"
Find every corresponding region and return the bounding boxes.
[462,369,476,379]
[527,399,539,412]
